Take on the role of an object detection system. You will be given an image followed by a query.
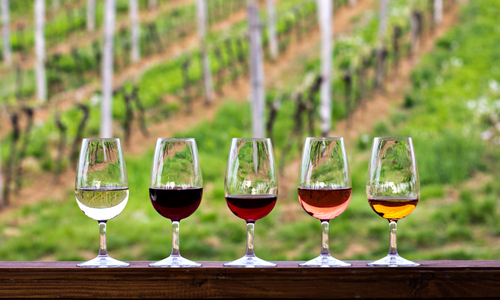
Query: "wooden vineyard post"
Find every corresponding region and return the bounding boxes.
[197,0,214,105]
[317,0,333,137]
[129,0,140,63]
[15,108,34,192]
[266,91,281,142]
[392,25,401,73]
[71,103,89,168]
[375,0,388,92]
[101,0,116,138]
[3,113,19,208]
[247,2,265,139]
[434,0,443,26]
[343,71,352,128]
[87,0,96,31]
[35,0,47,102]
[54,110,67,184]
[410,9,422,58]
[266,0,278,60]
[1,0,11,67]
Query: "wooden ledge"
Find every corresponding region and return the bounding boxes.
[0,261,499,299]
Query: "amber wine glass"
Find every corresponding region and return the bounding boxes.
[224,138,278,267]
[367,137,420,267]
[75,138,129,267]
[298,137,352,267]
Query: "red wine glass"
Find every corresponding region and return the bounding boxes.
[75,138,129,267]
[298,137,351,267]
[149,138,203,267]
[367,137,420,267]
[224,138,278,267]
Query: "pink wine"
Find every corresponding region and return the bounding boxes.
[226,195,277,222]
[298,187,352,221]
[149,187,203,221]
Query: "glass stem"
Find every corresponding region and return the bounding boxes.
[171,221,180,256]
[245,222,255,257]
[98,221,108,257]
[388,220,398,256]
[320,221,330,255]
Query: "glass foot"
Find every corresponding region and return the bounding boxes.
[299,253,351,267]
[367,254,420,267]
[149,255,202,268]
[77,255,129,268]
[224,254,276,268]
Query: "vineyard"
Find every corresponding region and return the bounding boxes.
[0,0,499,264]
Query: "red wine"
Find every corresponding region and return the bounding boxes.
[226,195,277,222]
[149,187,203,221]
[298,187,352,221]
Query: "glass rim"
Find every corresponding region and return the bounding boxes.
[82,137,121,142]
[305,136,344,141]
[373,136,412,140]
[156,137,196,142]
[231,137,271,142]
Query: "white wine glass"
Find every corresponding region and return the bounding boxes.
[367,137,420,267]
[75,138,129,267]
[298,137,352,267]
[224,138,278,267]
[149,138,203,268]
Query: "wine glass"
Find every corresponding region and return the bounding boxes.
[298,137,352,267]
[75,138,129,267]
[367,137,420,267]
[149,138,203,267]
[224,138,278,267]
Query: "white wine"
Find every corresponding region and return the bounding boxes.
[75,187,129,221]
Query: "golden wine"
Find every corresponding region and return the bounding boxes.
[368,197,418,220]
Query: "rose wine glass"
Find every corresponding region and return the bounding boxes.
[367,137,420,267]
[149,138,203,268]
[224,138,278,267]
[75,138,129,267]
[298,137,352,267]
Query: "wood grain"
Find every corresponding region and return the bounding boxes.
[0,261,500,299]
